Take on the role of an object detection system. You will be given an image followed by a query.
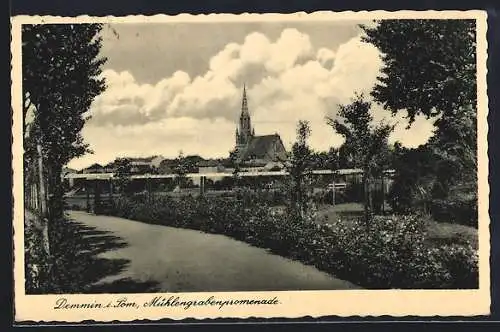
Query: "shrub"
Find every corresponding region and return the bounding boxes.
[429,197,477,227]
[324,214,477,288]
[106,195,478,289]
[24,216,49,293]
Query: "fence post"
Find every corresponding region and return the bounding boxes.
[332,177,336,207]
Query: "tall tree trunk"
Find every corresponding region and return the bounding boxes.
[37,145,50,257]
[48,164,64,221]
[37,144,47,218]
[290,172,302,218]
[36,143,51,290]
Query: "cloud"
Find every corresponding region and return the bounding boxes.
[91,69,192,125]
[71,28,435,168]
[69,117,237,170]
[90,28,335,125]
[316,47,335,68]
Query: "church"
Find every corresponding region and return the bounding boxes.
[232,85,287,166]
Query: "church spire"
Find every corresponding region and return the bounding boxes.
[236,83,253,147]
[241,83,249,115]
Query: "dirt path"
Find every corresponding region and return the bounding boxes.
[67,211,359,292]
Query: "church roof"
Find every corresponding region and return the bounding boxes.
[239,134,286,161]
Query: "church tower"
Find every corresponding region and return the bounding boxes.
[236,84,254,149]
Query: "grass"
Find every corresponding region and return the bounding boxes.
[425,219,478,249]
[315,203,365,224]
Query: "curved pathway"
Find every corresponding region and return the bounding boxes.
[68,211,359,292]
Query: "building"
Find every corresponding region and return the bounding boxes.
[198,159,225,174]
[129,156,164,170]
[110,156,165,174]
[82,163,104,174]
[233,85,287,165]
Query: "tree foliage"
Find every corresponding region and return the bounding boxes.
[113,158,133,195]
[361,19,476,124]
[286,121,316,220]
[328,94,394,220]
[173,151,189,188]
[389,140,477,226]
[311,148,340,170]
[23,23,107,219]
[388,143,437,213]
[361,19,478,201]
[427,103,477,187]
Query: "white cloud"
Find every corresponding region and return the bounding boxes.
[69,118,236,170]
[69,28,435,169]
[266,28,313,72]
[316,47,335,68]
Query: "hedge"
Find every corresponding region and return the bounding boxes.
[106,191,478,289]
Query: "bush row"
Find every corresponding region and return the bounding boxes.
[107,191,478,289]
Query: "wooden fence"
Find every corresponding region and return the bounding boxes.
[63,169,395,214]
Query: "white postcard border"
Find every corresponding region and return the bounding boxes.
[11,10,490,322]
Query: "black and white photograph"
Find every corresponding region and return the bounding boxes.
[12,11,489,321]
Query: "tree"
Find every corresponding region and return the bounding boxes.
[328,94,394,221]
[184,155,205,173]
[286,121,315,220]
[173,151,188,189]
[361,19,477,193]
[23,24,107,221]
[229,151,242,187]
[361,19,476,124]
[311,148,339,170]
[388,143,437,213]
[337,144,355,169]
[427,103,477,189]
[22,24,106,291]
[114,158,133,196]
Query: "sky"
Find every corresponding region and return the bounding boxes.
[67,20,436,170]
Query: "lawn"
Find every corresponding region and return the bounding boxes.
[425,220,478,249]
[315,203,364,223]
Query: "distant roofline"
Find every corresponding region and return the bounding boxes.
[252,133,280,138]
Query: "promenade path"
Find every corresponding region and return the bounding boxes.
[67,211,359,292]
